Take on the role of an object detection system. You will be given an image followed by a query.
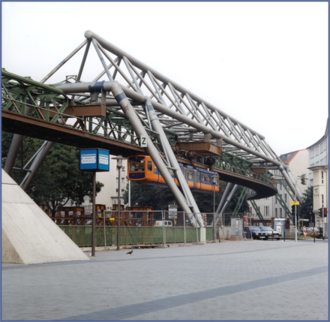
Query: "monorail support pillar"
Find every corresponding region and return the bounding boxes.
[110,82,202,227]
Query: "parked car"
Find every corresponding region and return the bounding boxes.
[244,226,264,239]
[306,227,322,238]
[259,226,281,240]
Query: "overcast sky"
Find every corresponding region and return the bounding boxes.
[2,2,328,156]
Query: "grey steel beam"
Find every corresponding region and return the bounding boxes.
[84,30,265,138]
[216,184,239,224]
[110,81,201,227]
[145,98,203,226]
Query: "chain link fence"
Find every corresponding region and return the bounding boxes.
[59,211,254,247]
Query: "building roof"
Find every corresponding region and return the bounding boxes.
[279,149,306,165]
[307,118,328,150]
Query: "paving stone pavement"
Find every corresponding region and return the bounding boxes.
[2,239,328,320]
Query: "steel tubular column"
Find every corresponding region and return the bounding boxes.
[4,104,35,175]
[110,82,201,227]
[3,134,24,175]
[216,182,233,216]
[145,98,203,227]
[20,141,53,190]
[216,184,239,223]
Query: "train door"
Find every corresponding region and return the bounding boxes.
[193,169,197,189]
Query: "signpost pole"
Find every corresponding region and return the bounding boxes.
[183,212,186,246]
[80,148,110,257]
[213,177,216,242]
[92,171,96,256]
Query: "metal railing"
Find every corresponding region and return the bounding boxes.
[58,211,255,247]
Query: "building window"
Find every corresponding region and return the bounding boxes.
[116,177,118,183]
[280,184,282,190]
[121,189,125,193]
[116,189,118,192]
[122,166,125,172]
[322,171,324,184]
[285,194,287,202]
[275,208,278,218]
[322,194,324,205]
[264,206,269,217]
[275,197,277,204]
[280,208,282,218]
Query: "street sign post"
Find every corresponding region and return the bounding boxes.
[80,148,109,257]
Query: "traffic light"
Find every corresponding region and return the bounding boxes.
[291,205,295,215]
[318,208,322,216]
[324,208,327,217]
[300,174,307,185]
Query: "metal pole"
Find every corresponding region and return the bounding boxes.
[213,178,216,242]
[322,204,324,240]
[128,180,131,207]
[162,210,165,247]
[314,216,315,243]
[117,162,121,251]
[92,172,96,256]
[183,211,186,246]
[104,208,106,250]
[295,177,297,243]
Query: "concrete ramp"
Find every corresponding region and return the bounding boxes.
[2,170,89,264]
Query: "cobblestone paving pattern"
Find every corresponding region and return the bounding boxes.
[2,240,328,320]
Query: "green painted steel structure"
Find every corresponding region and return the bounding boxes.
[2,69,277,198]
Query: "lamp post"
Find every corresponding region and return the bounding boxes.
[212,176,217,243]
[293,174,306,242]
[112,155,126,251]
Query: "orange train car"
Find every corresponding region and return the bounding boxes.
[127,155,219,193]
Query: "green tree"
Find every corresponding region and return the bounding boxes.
[2,131,104,217]
[300,186,314,223]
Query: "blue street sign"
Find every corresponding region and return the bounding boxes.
[80,149,109,172]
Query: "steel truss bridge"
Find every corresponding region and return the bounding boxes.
[2,30,303,227]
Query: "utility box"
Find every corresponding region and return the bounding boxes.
[273,218,286,237]
[230,218,243,241]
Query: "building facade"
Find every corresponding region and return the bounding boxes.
[307,120,328,229]
[251,149,310,224]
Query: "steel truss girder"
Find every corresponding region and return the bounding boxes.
[2,70,276,198]
[232,187,250,216]
[249,199,264,220]
[4,30,302,202]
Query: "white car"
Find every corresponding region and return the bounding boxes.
[259,226,281,240]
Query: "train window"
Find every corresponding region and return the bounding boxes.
[198,173,200,182]
[147,161,152,171]
[129,158,145,172]
[188,171,193,180]
[169,169,174,176]
[154,164,158,173]
[205,175,209,183]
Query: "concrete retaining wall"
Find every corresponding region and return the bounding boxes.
[2,170,89,264]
